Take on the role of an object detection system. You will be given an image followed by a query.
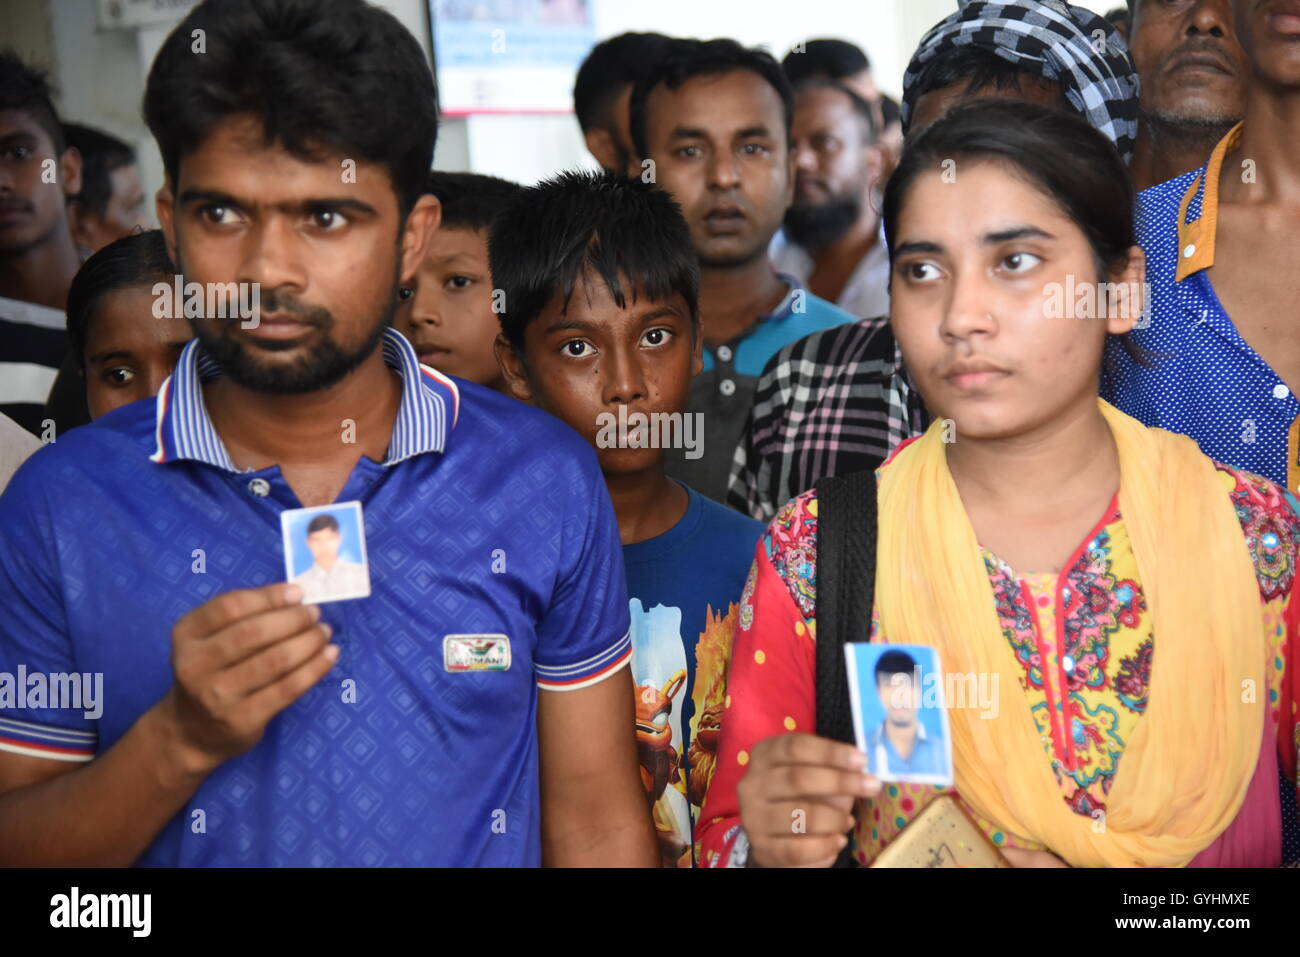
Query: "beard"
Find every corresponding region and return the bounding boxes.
[177,249,400,395]
[783,194,861,252]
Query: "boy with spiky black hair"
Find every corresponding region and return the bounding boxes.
[492,170,763,867]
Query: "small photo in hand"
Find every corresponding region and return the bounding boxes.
[845,643,953,787]
[281,501,371,604]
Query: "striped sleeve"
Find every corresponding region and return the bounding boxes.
[0,716,95,762]
[533,446,632,693]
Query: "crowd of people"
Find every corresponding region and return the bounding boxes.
[0,0,1296,868]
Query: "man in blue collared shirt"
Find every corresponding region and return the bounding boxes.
[0,0,655,867]
[865,650,945,779]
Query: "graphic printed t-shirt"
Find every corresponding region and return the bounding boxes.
[623,483,762,867]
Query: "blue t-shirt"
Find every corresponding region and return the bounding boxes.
[0,329,632,867]
[622,484,762,866]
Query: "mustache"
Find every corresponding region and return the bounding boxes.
[257,292,334,329]
[0,198,33,214]
[1162,37,1235,73]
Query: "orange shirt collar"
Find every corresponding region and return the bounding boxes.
[1175,122,1245,282]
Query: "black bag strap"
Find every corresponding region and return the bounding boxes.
[814,470,878,867]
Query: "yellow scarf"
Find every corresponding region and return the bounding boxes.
[876,400,1265,867]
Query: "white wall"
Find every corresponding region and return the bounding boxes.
[14,0,1131,193]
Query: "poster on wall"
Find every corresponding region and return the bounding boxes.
[430,0,595,115]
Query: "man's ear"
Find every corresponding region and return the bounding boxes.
[1107,244,1147,335]
[156,177,179,267]
[59,145,82,199]
[494,332,534,404]
[67,200,95,251]
[584,128,619,172]
[400,193,441,288]
[690,321,704,378]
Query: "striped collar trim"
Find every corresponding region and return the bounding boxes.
[1174,122,1244,282]
[150,327,460,471]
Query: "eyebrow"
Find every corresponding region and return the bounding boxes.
[86,349,137,364]
[176,188,379,218]
[0,131,39,149]
[893,226,1057,258]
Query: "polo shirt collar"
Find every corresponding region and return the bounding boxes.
[1175,121,1244,282]
[149,327,460,471]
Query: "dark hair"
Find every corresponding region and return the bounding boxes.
[1108,6,1131,28]
[66,229,176,368]
[791,77,878,143]
[0,50,65,155]
[629,38,794,161]
[573,32,672,133]
[64,123,136,218]
[427,171,521,232]
[881,93,901,128]
[307,513,340,534]
[883,100,1150,366]
[905,44,1066,132]
[489,169,700,356]
[875,649,917,682]
[781,38,870,84]
[143,0,437,215]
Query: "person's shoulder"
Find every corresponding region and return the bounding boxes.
[1211,462,1300,599]
[453,381,599,473]
[759,316,894,382]
[798,290,860,329]
[693,489,764,542]
[0,399,157,505]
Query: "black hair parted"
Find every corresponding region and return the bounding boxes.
[573,32,672,133]
[307,513,341,534]
[427,171,522,232]
[628,37,794,161]
[0,50,66,155]
[489,169,700,356]
[66,229,176,368]
[884,99,1133,276]
[64,123,137,219]
[143,0,437,214]
[781,38,870,84]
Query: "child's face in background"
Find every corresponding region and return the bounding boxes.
[392,225,504,389]
[83,284,193,419]
[498,270,700,477]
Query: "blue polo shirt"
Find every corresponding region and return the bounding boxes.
[1101,123,1300,490]
[865,721,945,779]
[0,328,632,867]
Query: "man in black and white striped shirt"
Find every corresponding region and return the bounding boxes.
[0,52,83,436]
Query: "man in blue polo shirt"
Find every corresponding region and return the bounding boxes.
[0,0,655,868]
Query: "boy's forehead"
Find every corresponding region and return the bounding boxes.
[426,225,488,260]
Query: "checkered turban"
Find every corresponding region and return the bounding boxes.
[900,0,1140,164]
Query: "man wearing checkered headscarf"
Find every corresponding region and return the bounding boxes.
[900,0,1140,164]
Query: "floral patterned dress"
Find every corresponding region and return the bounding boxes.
[696,463,1300,867]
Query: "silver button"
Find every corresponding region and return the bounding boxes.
[248,477,270,497]
[1273,383,1290,400]
[1182,243,1196,259]
[716,345,733,362]
[719,378,736,397]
